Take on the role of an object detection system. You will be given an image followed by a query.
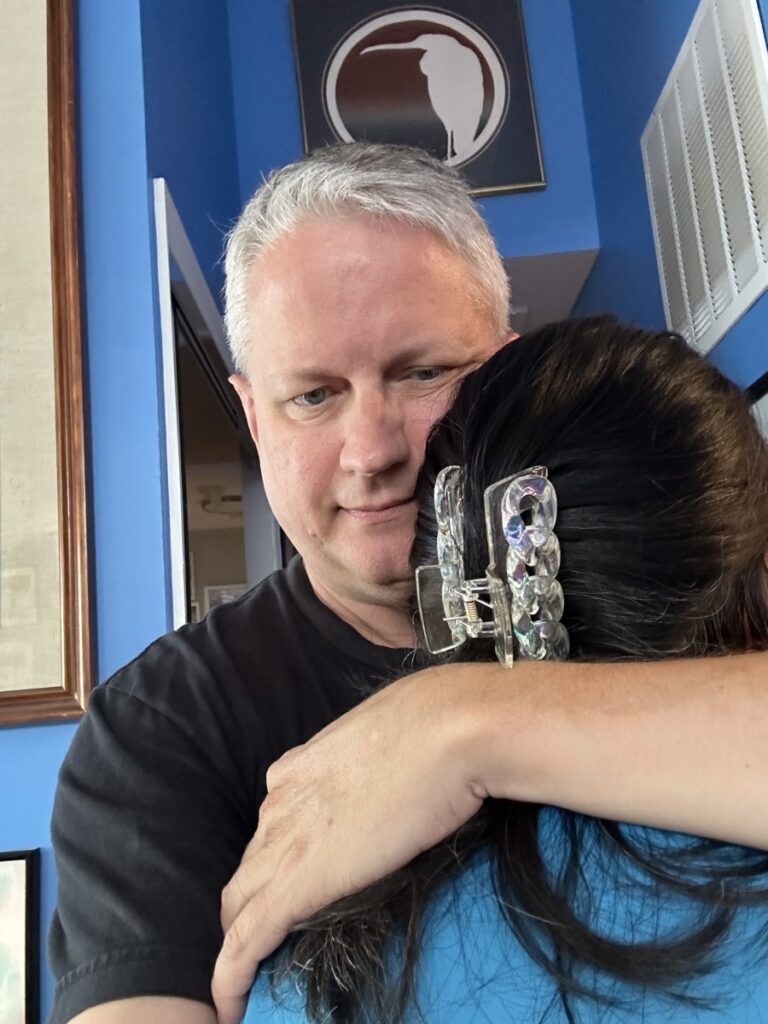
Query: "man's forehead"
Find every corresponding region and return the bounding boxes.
[247,214,475,295]
[241,214,500,380]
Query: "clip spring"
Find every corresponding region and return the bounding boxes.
[450,581,492,632]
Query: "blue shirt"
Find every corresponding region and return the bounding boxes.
[244,816,768,1023]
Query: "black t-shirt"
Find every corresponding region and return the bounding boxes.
[48,558,417,1024]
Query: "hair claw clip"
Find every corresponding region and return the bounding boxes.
[416,465,569,667]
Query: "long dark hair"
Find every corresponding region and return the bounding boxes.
[271,319,768,1022]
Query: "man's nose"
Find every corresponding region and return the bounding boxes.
[339,390,411,477]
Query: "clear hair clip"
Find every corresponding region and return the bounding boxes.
[416,465,569,667]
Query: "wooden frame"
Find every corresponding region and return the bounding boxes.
[0,0,92,724]
[0,849,40,1024]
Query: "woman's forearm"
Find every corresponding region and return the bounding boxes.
[458,650,768,849]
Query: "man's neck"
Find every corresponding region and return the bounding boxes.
[306,568,417,648]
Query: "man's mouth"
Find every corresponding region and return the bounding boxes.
[341,498,417,523]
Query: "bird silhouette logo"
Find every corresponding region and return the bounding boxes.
[323,10,508,168]
[361,33,484,161]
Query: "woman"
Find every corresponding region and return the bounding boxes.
[245,318,768,1023]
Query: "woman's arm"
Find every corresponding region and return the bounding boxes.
[212,650,768,1023]
[68,998,216,1024]
[470,649,768,848]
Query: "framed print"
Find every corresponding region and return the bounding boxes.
[750,372,768,441]
[747,370,768,404]
[0,849,40,1024]
[0,0,92,724]
[204,584,247,615]
[290,0,545,195]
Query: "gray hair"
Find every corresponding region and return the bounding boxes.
[223,143,510,374]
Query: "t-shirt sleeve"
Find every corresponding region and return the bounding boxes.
[48,646,260,1024]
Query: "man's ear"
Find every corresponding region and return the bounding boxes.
[229,374,260,449]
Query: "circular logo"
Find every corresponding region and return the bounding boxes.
[324,10,508,168]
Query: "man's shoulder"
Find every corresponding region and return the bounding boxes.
[96,560,366,747]
[100,566,297,714]
[115,565,290,665]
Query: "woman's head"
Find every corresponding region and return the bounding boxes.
[272,319,768,1024]
[415,317,768,661]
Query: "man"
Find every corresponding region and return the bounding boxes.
[50,144,768,1024]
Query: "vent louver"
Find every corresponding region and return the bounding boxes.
[642,0,768,353]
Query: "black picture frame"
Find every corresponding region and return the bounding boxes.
[290,0,545,196]
[0,849,40,1024]
[746,370,768,404]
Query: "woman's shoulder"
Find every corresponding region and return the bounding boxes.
[244,843,768,1024]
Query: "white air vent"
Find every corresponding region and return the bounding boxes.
[641,0,768,353]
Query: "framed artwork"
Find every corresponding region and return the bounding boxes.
[747,371,768,404]
[0,0,92,724]
[203,584,247,615]
[750,372,768,441]
[0,849,40,1024]
[290,0,544,195]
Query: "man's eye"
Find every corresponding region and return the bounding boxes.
[410,367,443,382]
[294,387,329,407]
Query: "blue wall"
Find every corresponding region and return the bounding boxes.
[0,2,172,1017]
[228,0,599,257]
[572,0,768,388]
[4,4,247,1016]
[82,0,170,681]
[140,0,241,303]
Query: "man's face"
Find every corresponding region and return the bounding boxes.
[231,215,500,609]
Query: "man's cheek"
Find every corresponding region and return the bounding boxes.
[267,441,330,505]
[414,389,455,440]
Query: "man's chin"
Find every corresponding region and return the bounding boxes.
[341,555,415,598]
[360,563,414,593]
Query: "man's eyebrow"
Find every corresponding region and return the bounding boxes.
[268,368,340,387]
[268,343,458,387]
[385,343,464,370]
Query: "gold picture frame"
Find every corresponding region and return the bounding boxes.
[0,0,92,724]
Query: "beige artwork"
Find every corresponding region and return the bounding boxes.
[0,858,27,1024]
[0,0,63,692]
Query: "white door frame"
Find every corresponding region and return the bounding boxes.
[153,178,281,627]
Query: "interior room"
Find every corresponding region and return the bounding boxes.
[2,0,767,1018]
